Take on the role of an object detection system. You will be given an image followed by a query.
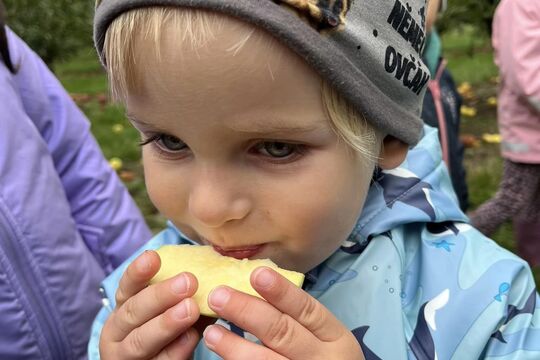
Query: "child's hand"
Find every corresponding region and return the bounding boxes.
[203,267,365,360]
[99,250,201,359]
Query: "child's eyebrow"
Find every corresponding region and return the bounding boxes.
[230,125,323,136]
[125,114,167,132]
[127,114,326,136]
[228,118,327,136]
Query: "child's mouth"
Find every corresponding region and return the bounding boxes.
[212,244,266,259]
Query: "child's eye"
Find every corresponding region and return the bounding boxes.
[140,133,188,154]
[259,142,295,157]
[253,141,305,161]
[157,134,186,151]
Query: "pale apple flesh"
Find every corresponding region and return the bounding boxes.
[150,245,305,317]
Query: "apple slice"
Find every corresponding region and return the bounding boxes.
[150,245,305,317]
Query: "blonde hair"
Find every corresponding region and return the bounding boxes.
[104,7,383,162]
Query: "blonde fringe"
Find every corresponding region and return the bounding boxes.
[321,81,382,164]
[105,8,224,101]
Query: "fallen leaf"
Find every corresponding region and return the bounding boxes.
[70,93,92,104]
[97,93,108,106]
[482,133,501,144]
[119,170,136,182]
[112,124,124,133]
[458,82,472,95]
[461,106,477,117]
[460,134,480,148]
[109,157,123,171]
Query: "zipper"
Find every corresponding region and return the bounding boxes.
[0,201,67,359]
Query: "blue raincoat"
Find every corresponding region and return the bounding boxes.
[89,126,540,359]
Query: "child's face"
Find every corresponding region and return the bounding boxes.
[125,18,375,273]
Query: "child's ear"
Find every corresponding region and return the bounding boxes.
[377,135,409,169]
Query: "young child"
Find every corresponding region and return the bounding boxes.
[470,0,540,267]
[91,1,540,359]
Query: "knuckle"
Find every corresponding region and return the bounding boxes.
[265,314,296,349]
[146,285,160,307]
[160,306,181,331]
[125,329,146,359]
[237,299,255,324]
[119,298,139,329]
[110,311,129,337]
[299,296,324,330]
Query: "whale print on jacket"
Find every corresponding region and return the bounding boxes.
[491,289,537,344]
[341,231,392,254]
[426,221,459,236]
[409,289,449,360]
[494,282,511,303]
[351,326,383,360]
[377,168,436,220]
[430,239,455,252]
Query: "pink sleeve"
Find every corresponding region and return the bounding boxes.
[511,1,540,104]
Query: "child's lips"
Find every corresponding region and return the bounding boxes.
[212,244,266,259]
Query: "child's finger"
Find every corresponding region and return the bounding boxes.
[115,250,161,307]
[251,267,346,342]
[107,272,198,341]
[118,298,199,359]
[203,324,287,360]
[207,286,318,359]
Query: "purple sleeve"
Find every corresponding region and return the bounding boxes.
[6,28,152,273]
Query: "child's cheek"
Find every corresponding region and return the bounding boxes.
[142,152,188,221]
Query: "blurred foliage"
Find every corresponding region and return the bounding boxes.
[4,0,93,67]
[438,0,500,36]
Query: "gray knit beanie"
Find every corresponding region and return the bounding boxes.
[94,0,430,145]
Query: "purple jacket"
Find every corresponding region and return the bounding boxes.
[0,28,152,359]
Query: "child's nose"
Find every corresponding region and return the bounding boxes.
[188,169,251,228]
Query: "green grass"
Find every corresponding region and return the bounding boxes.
[55,36,539,286]
[55,48,108,94]
[442,27,498,85]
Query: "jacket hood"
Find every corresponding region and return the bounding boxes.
[348,124,467,247]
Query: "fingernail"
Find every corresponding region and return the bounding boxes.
[173,299,191,320]
[203,325,223,348]
[254,267,275,289]
[135,252,151,273]
[171,273,189,295]
[209,287,230,310]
